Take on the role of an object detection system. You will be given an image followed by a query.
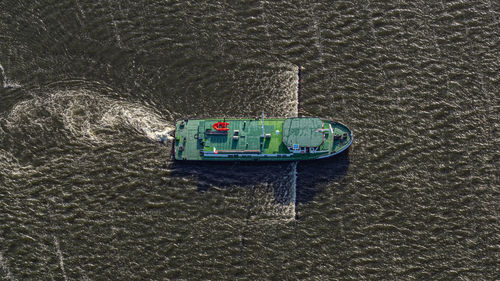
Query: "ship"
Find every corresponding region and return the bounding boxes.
[173,113,352,161]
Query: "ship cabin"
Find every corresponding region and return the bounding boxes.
[282,117,328,154]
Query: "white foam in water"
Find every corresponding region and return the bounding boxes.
[0,252,14,281]
[289,65,300,117]
[0,148,34,180]
[100,100,175,142]
[269,64,299,117]
[309,5,324,63]
[0,64,5,88]
[5,89,174,144]
[53,237,68,281]
[290,161,297,209]
[0,63,21,89]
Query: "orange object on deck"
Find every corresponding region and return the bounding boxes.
[212,121,229,131]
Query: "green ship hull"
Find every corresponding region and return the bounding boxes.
[173,117,353,161]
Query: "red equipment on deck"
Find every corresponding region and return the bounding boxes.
[212,121,229,131]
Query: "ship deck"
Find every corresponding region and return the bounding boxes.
[174,118,352,161]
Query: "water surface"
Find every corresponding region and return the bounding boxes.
[0,1,498,280]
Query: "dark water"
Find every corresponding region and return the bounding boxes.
[1,0,498,280]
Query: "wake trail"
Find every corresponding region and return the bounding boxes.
[0,64,5,88]
[0,252,14,281]
[309,4,324,63]
[5,89,174,145]
[272,64,299,117]
[0,63,21,89]
[289,66,300,220]
[290,161,297,217]
[266,65,300,222]
[54,237,68,281]
[255,65,299,223]
[100,101,175,143]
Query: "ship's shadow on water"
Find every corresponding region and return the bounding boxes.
[168,151,349,205]
[295,152,350,205]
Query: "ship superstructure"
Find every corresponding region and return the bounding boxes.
[174,115,352,161]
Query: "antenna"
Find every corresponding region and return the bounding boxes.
[298,66,302,117]
[261,111,265,137]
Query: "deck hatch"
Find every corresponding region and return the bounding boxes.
[282,117,324,147]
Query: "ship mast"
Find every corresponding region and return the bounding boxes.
[298,66,302,117]
[261,111,265,137]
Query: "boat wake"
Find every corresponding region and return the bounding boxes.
[216,64,301,223]
[1,85,175,190]
[236,64,300,223]
[262,161,297,223]
[4,88,174,145]
[263,64,300,222]
[275,63,299,117]
[0,63,21,89]
[0,251,14,281]
[242,163,298,224]
[100,99,174,143]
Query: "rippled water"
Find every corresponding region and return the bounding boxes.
[1,1,498,280]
